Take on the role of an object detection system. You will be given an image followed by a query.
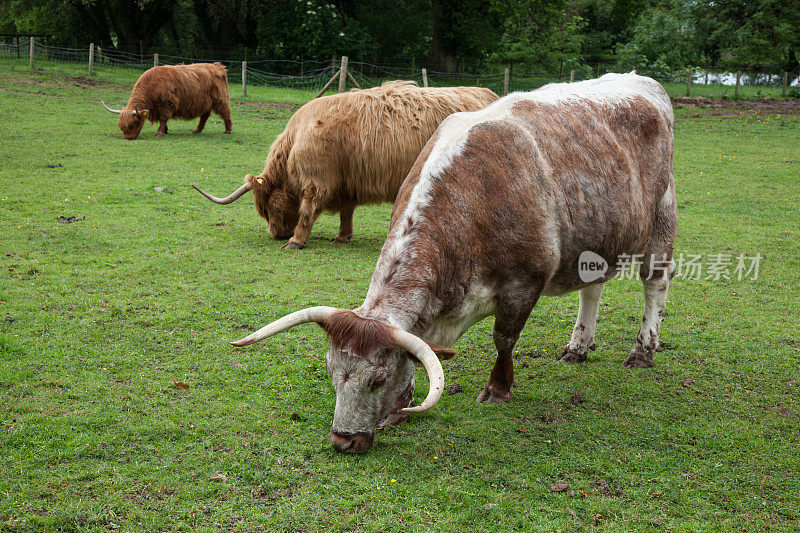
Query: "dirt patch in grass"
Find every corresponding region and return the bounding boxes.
[64,76,131,89]
[589,478,626,498]
[672,96,800,116]
[1,72,131,90]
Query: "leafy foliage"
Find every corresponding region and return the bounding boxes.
[0,0,797,72]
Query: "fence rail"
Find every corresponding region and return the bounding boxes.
[2,41,798,102]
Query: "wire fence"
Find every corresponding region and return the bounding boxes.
[1,41,798,103]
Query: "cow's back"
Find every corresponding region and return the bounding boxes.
[129,63,227,120]
[388,73,674,296]
[285,83,497,209]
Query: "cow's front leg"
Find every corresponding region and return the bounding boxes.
[558,282,603,363]
[193,112,210,134]
[623,260,674,368]
[283,188,323,249]
[478,296,537,404]
[155,120,168,136]
[332,205,355,243]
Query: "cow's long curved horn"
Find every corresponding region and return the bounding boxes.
[231,306,338,347]
[192,183,252,205]
[100,100,122,114]
[393,329,445,413]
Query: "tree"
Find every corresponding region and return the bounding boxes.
[191,0,262,56]
[617,0,702,71]
[426,0,506,71]
[692,0,800,71]
[68,0,177,53]
[496,0,585,72]
[0,0,84,45]
[568,0,649,63]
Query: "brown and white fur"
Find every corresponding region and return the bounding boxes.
[234,73,677,453]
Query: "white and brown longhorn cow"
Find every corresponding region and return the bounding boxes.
[230,73,677,453]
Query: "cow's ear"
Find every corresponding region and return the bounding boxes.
[426,341,456,360]
[407,341,456,365]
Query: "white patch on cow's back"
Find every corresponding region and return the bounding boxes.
[526,72,673,123]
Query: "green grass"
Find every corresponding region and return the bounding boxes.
[661,80,791,99]
[1,64,799,532]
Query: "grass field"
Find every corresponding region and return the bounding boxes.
[1,64,799,531]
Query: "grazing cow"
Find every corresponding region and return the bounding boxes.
[101,62,232,139]
[193,82,498,249]
[230,73,676,452]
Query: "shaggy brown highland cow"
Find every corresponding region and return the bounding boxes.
[193,81,497,249]
[102,62,232,140]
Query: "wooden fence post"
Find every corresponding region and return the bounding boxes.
[504,67,509,96]
[686,68,693,96]
[422,68,428,87]
[569,69,575,82]
[241,61,247,99]
[596,63,601,77]
[346,69,362,90]
[735,69,741,99]
[338,56,348,93]
[29,37,34,70]
[16,34,20,59]
[783,71,788,97]
[315,68,341,98]
[154,53,158,67]
[88,43,94,76]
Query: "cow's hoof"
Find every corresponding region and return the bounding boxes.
[282,241,304,250]
[154,132,165,137]
[224,130,232,135]
[331,235,352,244]
[377,410,410,429]
[622,348,655,368]
[476,386,512,404]
[557,344,588,363]
[192,129,203,135]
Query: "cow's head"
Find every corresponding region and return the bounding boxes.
[231,307,452,453]
[101,100,148,140]
[192,174,301,240]
[118,108,149,140]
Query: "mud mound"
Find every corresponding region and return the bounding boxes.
[671,97,800,116]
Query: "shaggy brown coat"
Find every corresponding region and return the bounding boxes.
[115,62,232,139]
[243,82,498,248]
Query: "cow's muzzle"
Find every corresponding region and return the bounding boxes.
[330,430,374,453]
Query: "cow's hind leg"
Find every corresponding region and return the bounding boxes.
[558,282,603,363]
[155,120,168,136]
[624,185,677,368]
[623,260,674,368]
[478,290,540,404]
[193,111,211,134]
[214,101,233,134]
[332,205,355,243]
[283,187,323,249]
